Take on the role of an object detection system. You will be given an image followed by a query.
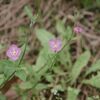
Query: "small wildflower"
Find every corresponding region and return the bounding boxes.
[6,44,21,61]
[49,39,62,52]
[51,88,58,95]
[73,26,83,33]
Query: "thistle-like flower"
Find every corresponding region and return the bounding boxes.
[74,26,83,33]
[6,44,21,61]
[49,39,62,52]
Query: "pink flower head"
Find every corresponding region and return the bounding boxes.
[74,26,83,34]
[6,44,21,61]
[49,39,62,52]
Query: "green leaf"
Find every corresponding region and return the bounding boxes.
[24,5,38,23]
[0,93,7,100]
[56,20,73,40]
[33,49,48,72]
[45,74,54,82]
[0,60,16,79]
[34,50,56,77]
[96,0,100,6]
[85,60,100,76]
[36,49,48,67]
[19,82,33,90]
[81,0,93,7]
[0,78,4,86]
[33,50,56,77]
[70,51,91,84]
[65,26,73,40]
[35,83,48,91]
[82,73,100,88]
[0,60,13,73]
[56,20,66,36]
[82,73,100,89]
[58,45,72,68]
[21,95,27,100]
[4,67,16,79]
[0,74,5,85]
[87,97,94,100]
[15,69,27,81]
[53,66,64,75]
[35,29,55,47]
[67,87,80,100]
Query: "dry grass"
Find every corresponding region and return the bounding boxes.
[0,0,100,99]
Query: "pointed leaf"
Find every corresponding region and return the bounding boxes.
[15,69,27,81]
[82,73,100,89]
[35,29,55,47]
[85,60,100,76]
[56,20,73,39]
[70,51,91,84]
[87,97,94,100]
[0,60,16,79]
[67,87,80,100]
[56,20,66,36]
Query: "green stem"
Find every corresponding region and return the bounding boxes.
[23,27,74,96]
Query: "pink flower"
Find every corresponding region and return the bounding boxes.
[6,44,21,61]
[74,26,83,33]
[49,39,62,52]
